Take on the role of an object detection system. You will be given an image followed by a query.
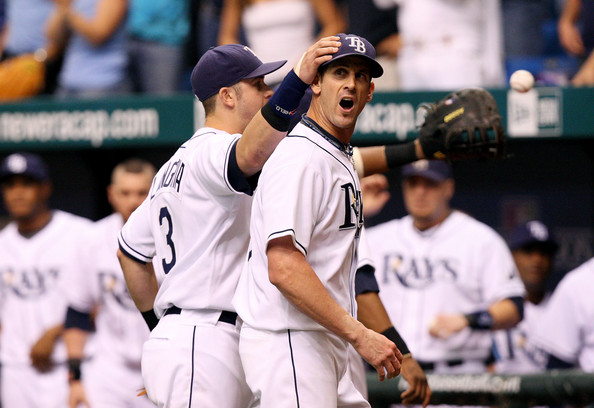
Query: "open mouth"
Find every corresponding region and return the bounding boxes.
[339,98,354,110]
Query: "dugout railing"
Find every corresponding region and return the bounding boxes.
[366,370,594,407]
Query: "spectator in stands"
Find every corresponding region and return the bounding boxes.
[492,221,558,374]
[532,256,594,371]
[372,0,506,91]
[0,152,91,408]
[46,0,129,98]
[363,160,525,377]
[558,0,594,85]
[0,0,61,94]
[217,0,345,88]
[126,0,190,94]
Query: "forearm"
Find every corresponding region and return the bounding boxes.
[488,298,522,330]
[355,292,392,334]
[63,328,88,359]
[268,237,365,344]
[64,0,127,46]
[217,0,242,45]
[117,249,158,312]
[355,140,424,178]
[560,0,581,24]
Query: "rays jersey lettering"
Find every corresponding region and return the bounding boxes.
[98,271,137,311]
[1,267,60,298]
[151,158,185,197]
[340,182,363,236]
[379,253,459,289]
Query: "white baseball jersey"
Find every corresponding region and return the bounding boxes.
[233,120,364,331]
[531,257,594,371]
[0,210,91,366]
[119,127,253,318]
[366,211,524,363]
[0,210,91,408]
[491,297,549,374]
[68,213,150,367]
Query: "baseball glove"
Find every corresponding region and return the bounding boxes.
[0,52,46,102]
[417,88,506,161]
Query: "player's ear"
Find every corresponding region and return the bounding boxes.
[444,179,455,200]
[366,81,374,103]
[311,73,322,96]
[219,87,236,108]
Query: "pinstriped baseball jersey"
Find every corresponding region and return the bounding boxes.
[233,120,364,331]
[68,213,150,366]
[366,211,524,362]
[118,127,253,318]
[491,297,549,373]
[0,210,92,366]
[531,258,594,370]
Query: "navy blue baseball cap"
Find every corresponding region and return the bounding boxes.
[0,152,49,182]
[320,33,383,78]
[191,44,287,102]
[401,160,452,182]
[509,221,558,254]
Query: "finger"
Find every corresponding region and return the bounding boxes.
[376,365,386,382]
[422,386,432,408]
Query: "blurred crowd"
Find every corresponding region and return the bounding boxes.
[0,0,591,103]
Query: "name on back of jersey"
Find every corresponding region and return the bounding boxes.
[151,158,185,198]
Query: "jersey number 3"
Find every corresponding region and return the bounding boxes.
[159,207,177,274]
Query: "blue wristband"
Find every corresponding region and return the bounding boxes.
[262,69,308,131]
[464,310,494,330]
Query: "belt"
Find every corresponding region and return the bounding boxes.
[417,359,464,371]
[163,306,238,325]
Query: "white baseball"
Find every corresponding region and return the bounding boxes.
[509,70,535,93]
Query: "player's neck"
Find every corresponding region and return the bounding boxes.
[413,208,452,231]
[525,290,545,305]
[15,209,52,237]
[204,116,245,135]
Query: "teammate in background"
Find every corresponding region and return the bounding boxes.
[233,33,403,407]
[0,152,91,408]
[117,37,342,407]
[63,159,156,408]
[491,220,558,374]
[531,257,594,371]
[364,160,524,381]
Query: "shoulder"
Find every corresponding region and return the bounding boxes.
[53,210,93,229]
[449,211,505,242]
[556,258,594,293]
[367,217,408,239]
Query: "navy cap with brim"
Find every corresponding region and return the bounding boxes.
[509,221,558,254]
[401,160,453,182]
[191,44,287,102]
[320,33,383,78]
[0,152,49,182]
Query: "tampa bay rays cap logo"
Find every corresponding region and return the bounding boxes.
[526,221,549,241]
[6,154,28,173]
[345,36,366,53]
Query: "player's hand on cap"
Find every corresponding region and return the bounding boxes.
[428,313,468,339]
[294,36,341,85]
[400,356,432,407]
[354,327,402,381]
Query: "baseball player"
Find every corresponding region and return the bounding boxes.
[0,152,92,408]
[63,158,156,408]
[364,160,525,378]
[233,33,402,408]
[531,257,594,371]
[491,221,558,374]
[116,37,342,407]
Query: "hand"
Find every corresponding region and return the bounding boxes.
[558,19,585,56]
[360,174,390,218]
[571,52,594,86]
[400,356,432,407]
[428,314,468,339]
[294,36,340,84]
[30,336,55,372]
[69,380,90,408]
[353,327,402,382]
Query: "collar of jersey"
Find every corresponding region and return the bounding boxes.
[300,115,353,157]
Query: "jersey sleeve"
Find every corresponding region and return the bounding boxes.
[259,159,323,256]
[64,229,100,313]
[479,231,525,304]
[118,198,155,263]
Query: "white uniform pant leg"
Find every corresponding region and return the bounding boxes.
[343,344,368,400]
[239,327,369,408]
[141,315,253,408]
[82,357,153,408]
[1,364,68,408]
